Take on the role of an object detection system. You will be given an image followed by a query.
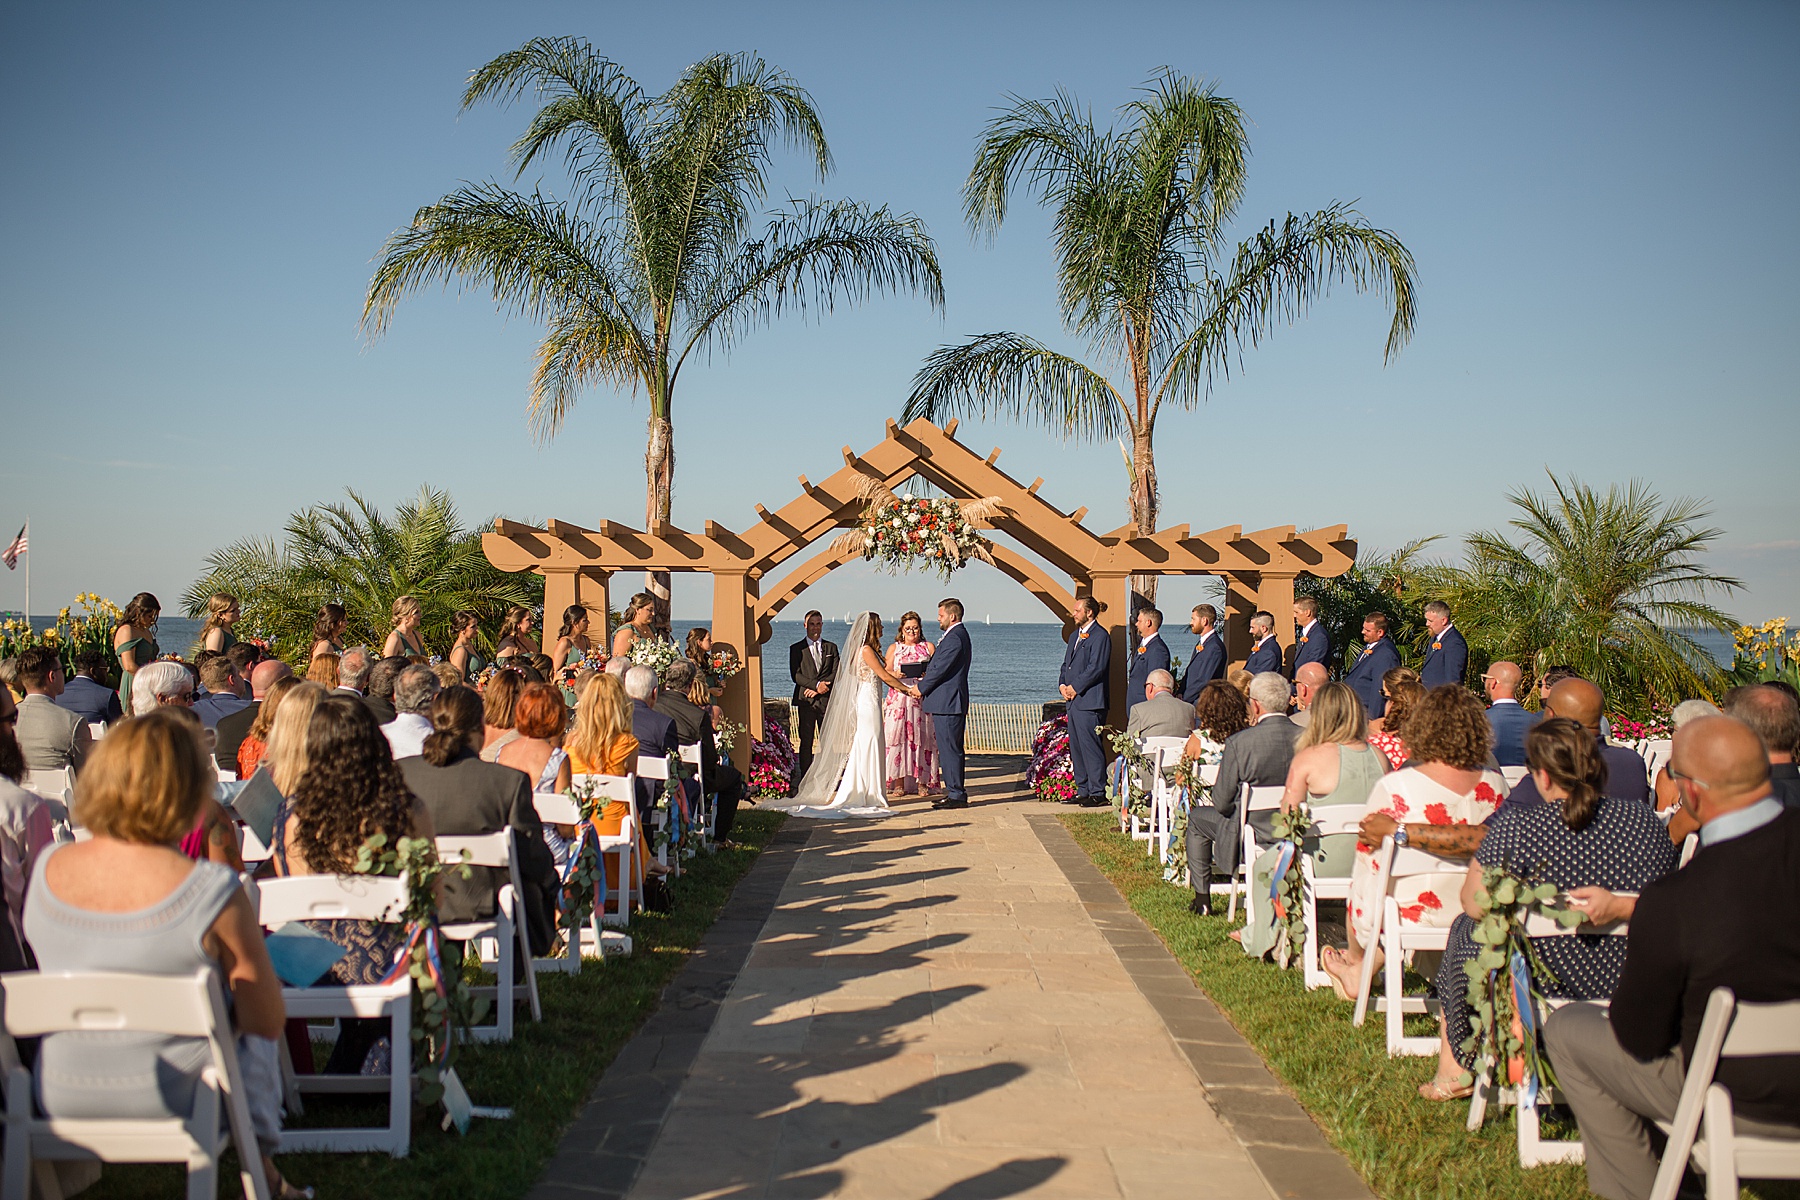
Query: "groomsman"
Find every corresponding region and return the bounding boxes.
[1126,606,1171,705]
[1180,604,1226,703]
[1244,611,1282,674]
[1344,612,1401,719]
[1291,597,1331,676]
[789,610,839,791]
[1058,596,1111,806]
[1419,601,1469,689]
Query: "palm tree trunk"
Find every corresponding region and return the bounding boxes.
[644,411,674,606]
[1129,424,1159,604]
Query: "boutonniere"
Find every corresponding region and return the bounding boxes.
[1432,641,1442,651]
[1299,636,1309,644]
[1136,645,1145,655]
[1079,631,1090,641]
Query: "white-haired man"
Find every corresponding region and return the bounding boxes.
[381,665,440,760]
[625,664,682,812]
[1126,669,1196,740]
[1184,672,1297,916]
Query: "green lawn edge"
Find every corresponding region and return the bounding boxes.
[87,808,789,1200]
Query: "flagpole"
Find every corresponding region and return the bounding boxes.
[22,517,27,634]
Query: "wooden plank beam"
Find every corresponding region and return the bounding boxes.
[986,447,1002,465]
[1027,477,1044,494]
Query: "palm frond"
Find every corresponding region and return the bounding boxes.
[904,332,1127,441]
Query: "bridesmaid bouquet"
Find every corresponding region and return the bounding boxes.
[628,637,682,676]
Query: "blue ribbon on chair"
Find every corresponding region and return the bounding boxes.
[1509,949,1539,1107]
[1266,840,1298,915]
[557,825,607,922]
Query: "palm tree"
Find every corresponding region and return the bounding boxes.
[183,487,542,663]
[904,72,1416,600]
[1443,474,1740,711]
[364,38,944,604]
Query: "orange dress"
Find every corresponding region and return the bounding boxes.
[237,734,268,779]
[569,733,646,894]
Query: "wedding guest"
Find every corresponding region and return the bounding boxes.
[13,647,92,774]
[272,696,431,1076]
[0,688,54,958]
[1289,662,1329,731]
[310,602,348,661]
[1291,597,1331,676]
[400,687,558,956]
[611,593,658,659]
[1182,681,1250,763]
[496,683,572,793]
[1226,667,1254,698]
[383,594,427,660]
[550,604,594,673]
[362,656,405,726]
[1244,611,1282,674]
[1059,596,1111,807]
[625,665,679,812]
[226,642,262,687]
[1180,603,1227,703]
[381,664,440,760]
[1544,715,1800,1200]
[158,706,243,871]
[1421,718,1678,1102]
[566,674,661,891]
[657,661,748,843]
[1419,601,1468,688]
[192,656,251,729]
[112,590,162,714]
[194,592,240,654]
[53,649,123,727]
[1127,607,1172,705]
[26,708,305,1198]
[495,606,538,665]
[1126,669,1195,740]
[883,610,939,796]
[1482,661,1532,767]
[789,610,839,791]
[237,675,301,779]
[128,661,194,717]
[1368,676,1424,769]
[264,681,326,797]
[605,657,629,679]
[0,659,18,703]
[1650,699,1721,821]
[1344,612,1402,720]
[425,662,457,691]
[528,652,556,682]
[448,610,487,682]
[1323,686,1507,999]
[217,660,293,772]
[1723,683,1800,808]
[480,669,524,762]
[335,646,373,697]
[1185,672,1297,916]
[306,652,339,689]
[1503,678,1650,810]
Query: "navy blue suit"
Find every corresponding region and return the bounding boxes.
[917,623,972,803]
[632,699,681,815]
[1126,634,1171,706]
[1180,631,1226,703]
[54,675,123,726]
[1344,637,1402,719]
[1059,622,1111,799]
[1420,625,1469,689]
[1293,621,1331,674]
[1486,700,1533,767]
[1245,636,1282,675]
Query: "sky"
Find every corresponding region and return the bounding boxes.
[1,1,1795,629]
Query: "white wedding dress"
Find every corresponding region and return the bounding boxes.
[766,613,891,819]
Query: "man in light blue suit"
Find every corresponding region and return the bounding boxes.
[915,596,973,809]
[1058,596,1111,806]
[1126,606,1171,705]
[1180,604,1226,703]
[1291,597,1331,676]
[1244,611,1283,675]
[1344,612,1402,719]
[1419,601,1469,689]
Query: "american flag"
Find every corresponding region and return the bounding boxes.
[2,524,24,570]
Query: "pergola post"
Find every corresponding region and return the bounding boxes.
[542,568,577,637]
[1223,571,1261,667]
[1089,571,1133,730]
[710,569,761,772]
[1256,572,1297,669]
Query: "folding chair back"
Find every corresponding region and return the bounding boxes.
[1500,765,1530,788]
[678,743,711,848]
[1352,837,1465,1055]
[1230,784,1287,923]
[86,722,106,741]
[637,755,670,780]
[533,791,582,825]
[0,968,271,1200]
[1640,739,1673,787]
[1300,804,1366,990]
[1139,737,1188,863]
[435,830,541,1041]
[256,873,407,925]
[20,767,73,807]
[571,773,638,925]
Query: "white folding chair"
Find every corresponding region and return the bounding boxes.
[636,755,677,871]
[530,792,631,972]
[255,873,413,1156]
[1650,989,1800,1200]
[678,742,711,851]
[1466,909,1632,1166]
[19,767,72,807]
[1679,833,1699,868]
[216,766,237,784]
[0,968,272,1200]
[1351,836,1463,1056]
[571,773,639,926]
[1640,739,1673,789]
[86,722,106,741]
[1137,737,1188,863]
[1230,784,1287,924]
[1500,765,1530,788]
[1300,805,1366,990]
[435,830,541,1043]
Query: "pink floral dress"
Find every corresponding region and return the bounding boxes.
[1346,766,1506,949]
[883,641,939,793]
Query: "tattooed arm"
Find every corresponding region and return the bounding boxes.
[1359,811,1488,858]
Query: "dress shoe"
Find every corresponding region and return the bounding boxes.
[1075,795,1109,808]
[1188,894,1212,916]
[935,798,969,809]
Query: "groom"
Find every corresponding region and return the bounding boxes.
[913,597,972,809]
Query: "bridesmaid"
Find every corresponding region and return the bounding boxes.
[195,593,240,654]
[610,592,657,659]
[550,604,593,670]
[382,595,427,659]
[495,606,538,665]
[448,610,487,681]
[112,592,162,714]
[310,603,348,661]
[685,627,726,704]
[882,610,939,797]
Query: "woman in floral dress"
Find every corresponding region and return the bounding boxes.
[1322,686,1508,999]
[882,611,939,796]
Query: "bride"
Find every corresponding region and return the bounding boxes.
[767,612,912,818]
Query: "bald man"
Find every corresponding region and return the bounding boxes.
[1724,683,1800,808]
[1502,678,1650,809]
[214,658,293,771]
[1289,662,1329,730]
[1545,715,1800,1200]
[1482,661,1531,767]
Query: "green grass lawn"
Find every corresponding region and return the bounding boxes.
[1059,811,1797,1200]
[84,808,787,1200]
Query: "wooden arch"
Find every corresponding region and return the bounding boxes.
[483,418,1356,766]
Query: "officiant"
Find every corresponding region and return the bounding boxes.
[789,610,839,792]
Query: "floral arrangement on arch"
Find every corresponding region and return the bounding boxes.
[829,477,1004,581]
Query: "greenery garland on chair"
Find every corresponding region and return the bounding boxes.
[1266,803,1312,969]
[1104,727,1156,821]
[353,833,486,1108]
[1462,864,1586,1098]
[1164,753,1221,887]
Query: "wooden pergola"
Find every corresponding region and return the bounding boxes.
[483,418,1357,766]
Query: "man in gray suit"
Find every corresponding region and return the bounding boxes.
[1126,670,1196,740]
[12,647,91,775]
[1186,672,1299,915]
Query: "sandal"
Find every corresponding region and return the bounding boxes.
[1320,947,1357,1003]
[1418,1072,1474,1102]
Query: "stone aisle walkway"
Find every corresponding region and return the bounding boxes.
[532,757,1369,1200]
